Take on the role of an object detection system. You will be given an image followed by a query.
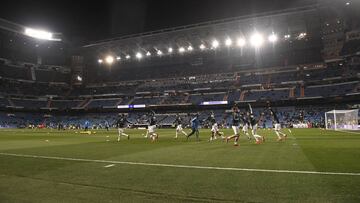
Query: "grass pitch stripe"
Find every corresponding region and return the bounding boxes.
[1,152,360,176]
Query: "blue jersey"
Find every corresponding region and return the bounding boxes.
[84,121,90,128]
[191,117,200,129]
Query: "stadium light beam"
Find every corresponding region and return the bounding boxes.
[199,44,206,50]
[136,52,143,59]
[236,38,246,47]
[146,51,151,56]
[105,56,114,64]
[168,47,173,53]
[98,59,103,64]
[179,47,185,53]
[116,56,121,61]
[76,75,82,82]
[24,28,58,41]
[250,33,264,48]
[125,54,131,59]
[187,45,193,51]
[297,32,307,40]
[225,38,232,46]
[157,50,163,56]
[268,33,278,43]
[212,40,219,49]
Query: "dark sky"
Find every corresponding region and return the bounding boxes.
[0,0,317,43]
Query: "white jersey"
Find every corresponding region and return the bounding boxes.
[274,123,281,131]
[148,125,156,133]
[242,123,249,132]
[176,124,183,131]
[211,123,219,132]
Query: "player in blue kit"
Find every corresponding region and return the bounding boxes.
[186,113,200,141]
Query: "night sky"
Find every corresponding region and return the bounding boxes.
[0,0,317,43]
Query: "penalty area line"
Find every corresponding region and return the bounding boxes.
[0,152,360,176]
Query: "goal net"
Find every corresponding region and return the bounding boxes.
[325,109,359,130]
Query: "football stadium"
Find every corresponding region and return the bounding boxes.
[0,0,360,202]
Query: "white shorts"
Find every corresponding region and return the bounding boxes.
[148,125,156,133]
[232,126,240,135]
[242,124,248,132]
[176,124,183,131]
[118,128,124,134]
[211,123,219,132]
[274,123,281,131]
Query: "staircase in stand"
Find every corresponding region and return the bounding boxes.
[46,99,52,108]
[300,85,305,98]
[78,98,92,108]
[239,91,247,101]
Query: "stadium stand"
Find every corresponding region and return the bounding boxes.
[0,4,359,129]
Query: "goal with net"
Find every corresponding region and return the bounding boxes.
[325,109,359,130]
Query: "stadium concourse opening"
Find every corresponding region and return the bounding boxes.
[0,0,360,202]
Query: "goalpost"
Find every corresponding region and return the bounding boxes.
[325,109,359,130]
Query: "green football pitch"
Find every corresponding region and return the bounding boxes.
[0,128,359,202]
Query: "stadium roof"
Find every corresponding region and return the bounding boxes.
[81,4,326,64]
[83,5,320,50]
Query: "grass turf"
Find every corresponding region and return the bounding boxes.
[0,128,359,202]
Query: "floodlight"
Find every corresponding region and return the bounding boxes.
[168,47,173,53]
[76,75,82,81]
[250,33,264,48]
[105,56,114,64]
[98,59,103,64]
[297,32,307,39]
[212,40,219,49]
[225,38,232,46]
[236,38,246,47]
[268,33,278,43]
[125,55,131,59]
[199,44,206,50]
[187,45,193,51]
[346,2,350,5]
[179,47,185,53]
[146,51,151,56]
[136,52,143,59]
[157,50,163,55]
[116,56,121,60]
[284,34,291,40]
[24,28,53,40]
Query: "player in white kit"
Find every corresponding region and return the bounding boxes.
[269,108,288,141]
[247,104,265,144]
[206,112,225,141]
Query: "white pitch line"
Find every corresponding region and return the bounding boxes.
[335,130,360,135]
[104,164,115,168]
[0,152,360,176]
